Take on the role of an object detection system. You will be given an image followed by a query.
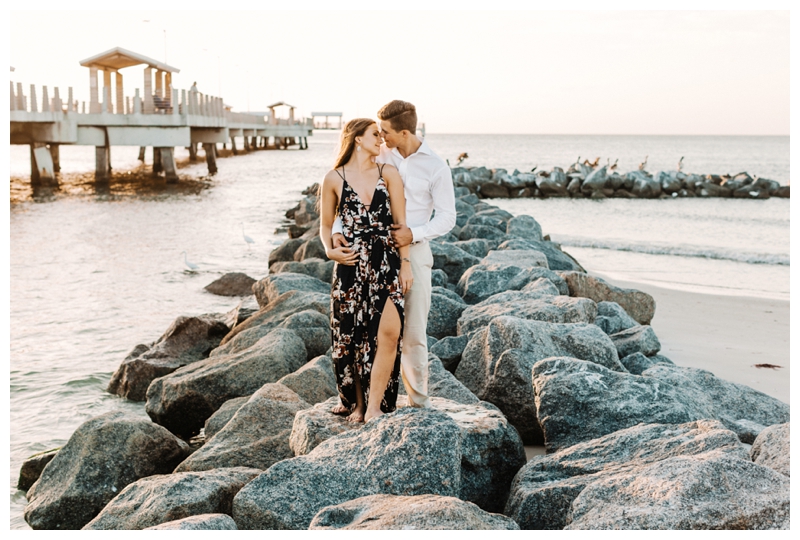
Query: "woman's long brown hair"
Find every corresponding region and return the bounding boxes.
[316,118,376,213]
[333,118,376,169]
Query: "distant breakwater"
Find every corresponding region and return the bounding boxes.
[452,163,790,200]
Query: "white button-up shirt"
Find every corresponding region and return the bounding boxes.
[331,139,457,243]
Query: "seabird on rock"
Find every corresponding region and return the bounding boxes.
[638,155,648,171]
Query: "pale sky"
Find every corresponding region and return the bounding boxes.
[8,7,790,135]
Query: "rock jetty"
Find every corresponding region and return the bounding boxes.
[450,163,789,200]
[19,184,790,530]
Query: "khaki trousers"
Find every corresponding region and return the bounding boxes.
[401,242,433,407]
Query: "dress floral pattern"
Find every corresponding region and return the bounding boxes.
[331,165,404,414]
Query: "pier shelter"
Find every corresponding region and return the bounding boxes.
[311,112,342,130]
[79,47,180,115]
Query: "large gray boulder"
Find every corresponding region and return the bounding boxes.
[293,236,329,262]
[581,166,608,194]
[310,494,519,530]
[627,170,662,198]
[455,317,624,444]
[430,335,469,372]
[214,290,328,352]
[241,402,523,529]
[83,467,260,530]
[204,396,249,439]
[458,264,568,305]
[268,237,305,267]
[463,210,511,231]
[481,249,549,269]
[277,354,338,405]
[145,328,307,438]
[452,239,491,259]
[232,408,465,529]
[750,422,790,477]
[294,195,319,225]
[457,290,596,336]
[532,358,791,452]
[108,313,232,401]
[277,309,330,360]
[430,242,481,284]
[428,287,467,339]
[204,272,256,296]
[458,224,508,242]
[505,420,761,529]
[270,258,334,284]
[175,384,310,472]
[643,363,791,441]
[558,271,655,325]
[609,324,661,357]
[618,352,674,375]
[252,272,330,308]
[505,214,543,242]
[17,448,59,492]
[144,514,238,530]
[425,355,481,405]
[593,300,638,335]
[566,451,789,529]
[497,239,585,272]
[24,412,190,530]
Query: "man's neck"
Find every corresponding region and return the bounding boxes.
[395,136,423,159]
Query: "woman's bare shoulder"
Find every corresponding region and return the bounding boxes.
[322,169,344,187]
[381,164,402,185]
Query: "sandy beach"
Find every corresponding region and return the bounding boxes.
[594,274,790,405]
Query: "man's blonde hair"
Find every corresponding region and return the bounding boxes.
[377,100,417,133]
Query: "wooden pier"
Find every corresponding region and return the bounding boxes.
[9,47,313,184]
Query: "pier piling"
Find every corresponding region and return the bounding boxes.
[203,143,218,174]
[95,146,110,181]
[152,148,163,176]
[160,147,178,183]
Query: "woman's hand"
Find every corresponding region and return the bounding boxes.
[399,261,414,294]
[327,246,358,266]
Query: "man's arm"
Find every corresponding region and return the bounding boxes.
[409,165,457,243]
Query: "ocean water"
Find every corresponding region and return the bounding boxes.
[7,133,789,528]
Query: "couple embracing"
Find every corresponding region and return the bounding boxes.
[319,100,456,423]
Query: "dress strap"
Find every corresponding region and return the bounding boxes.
[334,167,346,181]
[377,164,385,177]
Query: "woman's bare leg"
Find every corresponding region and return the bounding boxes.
[365,301,401,422]
[348,375,365,423]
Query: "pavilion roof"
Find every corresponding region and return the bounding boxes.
[267,101,296,109]
[79,47,180,73]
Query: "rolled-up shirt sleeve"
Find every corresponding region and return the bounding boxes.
[410,165,457,243]
[331,216,343,236]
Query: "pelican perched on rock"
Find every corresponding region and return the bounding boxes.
[638,156,648,171]
[677,156,684,172]
[609,158,618,171]
[583,156,600,168]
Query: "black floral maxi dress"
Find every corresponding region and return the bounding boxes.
[331,164,404,414]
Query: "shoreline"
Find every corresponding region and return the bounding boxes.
[593,272,790,404]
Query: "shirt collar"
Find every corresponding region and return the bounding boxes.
[390,137,430,159]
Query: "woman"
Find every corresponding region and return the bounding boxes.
[319,118,413,423]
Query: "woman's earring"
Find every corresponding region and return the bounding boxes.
[357,145,361,152]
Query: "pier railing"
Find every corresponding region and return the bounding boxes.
[9,81,313,129]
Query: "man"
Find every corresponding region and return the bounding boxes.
[331,100,457,408]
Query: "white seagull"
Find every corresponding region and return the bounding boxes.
[181,251,199,272]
